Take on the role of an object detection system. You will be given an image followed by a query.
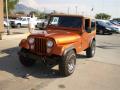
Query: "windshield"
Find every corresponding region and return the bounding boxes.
[110,20,120,25]
[49,16,82,28]
[17,18,22,20]
[106,22,113,26]
[97,21,110,27]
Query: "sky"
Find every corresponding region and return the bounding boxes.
[19,0,120,18]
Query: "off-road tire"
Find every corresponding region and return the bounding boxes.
[59,50,76,76]
[86,40,96,58]
[19,49,36,67]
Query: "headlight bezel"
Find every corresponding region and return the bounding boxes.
[28,37,35,44]
[47,40,54,48]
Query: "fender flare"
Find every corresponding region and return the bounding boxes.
[89,37,96,46]
[63,46,76,56]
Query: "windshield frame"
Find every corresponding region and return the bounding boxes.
[47,15,83,30]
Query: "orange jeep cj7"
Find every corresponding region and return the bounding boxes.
[18,14,96,76]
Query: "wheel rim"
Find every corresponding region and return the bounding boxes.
[67,56,75,73]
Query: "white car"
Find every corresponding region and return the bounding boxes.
[4,20,10,27]
[10,17,37,28]
[36,19,48,29]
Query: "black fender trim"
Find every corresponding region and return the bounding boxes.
[63,46,76,56]
[89,38,96,47]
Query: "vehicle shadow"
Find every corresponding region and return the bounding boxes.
[76,54,87,59]
[96,45,120,49]
[0,47,61,79]
[0,47,88,79]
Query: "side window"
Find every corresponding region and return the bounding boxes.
[50,17,59,25]
[22,18,26,21]
[27,18,30,21]
[85,19,90,30]
[91,20,95,30]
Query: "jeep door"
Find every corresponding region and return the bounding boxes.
[81,19,92,50]
[82,19,96,50]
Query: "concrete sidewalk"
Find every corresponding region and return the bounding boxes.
[2,33,30,40]
[1,28,30,40]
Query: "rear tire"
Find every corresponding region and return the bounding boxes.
[59,50,76,76]
[86,40,96,58]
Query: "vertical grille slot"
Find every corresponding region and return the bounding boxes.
[34,38,47,55]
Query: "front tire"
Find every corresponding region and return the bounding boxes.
[19,49,36,67]
[59,50,76,76]
[17,23,21,28]
[86,40,96,58]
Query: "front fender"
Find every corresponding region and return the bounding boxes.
[63,46,75,56]
[52,44,76,56]
[19,39,29,49]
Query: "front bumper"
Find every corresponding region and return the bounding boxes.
[18,49,59,61]
[18,49,60,65]
[18,50,43,61]
[105,29,114,33]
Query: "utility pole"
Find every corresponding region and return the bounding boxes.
[6,0,10,35]
[82,11,84,16]
[43,8,46,14]
[91,7,94,18]
[67,7,70,14]
[75,6,78,15]
[0,0,4,40]
[101,15,102,19]
[43,8,46,19]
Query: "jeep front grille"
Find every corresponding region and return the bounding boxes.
[34,38,47,55]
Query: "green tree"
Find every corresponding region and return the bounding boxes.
[16,11,25,15]
[113,18,120,22]
[95,13,111,20]
[4,0,19,14]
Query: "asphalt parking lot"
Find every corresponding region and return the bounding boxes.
[0,28,120,90]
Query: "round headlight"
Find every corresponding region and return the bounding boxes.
[47,40,53,48]
[29,37,34,44]
[106,27,111,30]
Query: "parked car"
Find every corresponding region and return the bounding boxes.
[36,19,48,29]
[105,20,120,34]
[4,19,10,27]
[18,14,96,76]
[96,20,114,35]
[9,17,30,28]
[110,20,120,26]
[10,17,38,28]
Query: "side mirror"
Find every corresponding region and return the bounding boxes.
[86,27,92,33]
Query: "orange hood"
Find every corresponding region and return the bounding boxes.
[30,30,81,45]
